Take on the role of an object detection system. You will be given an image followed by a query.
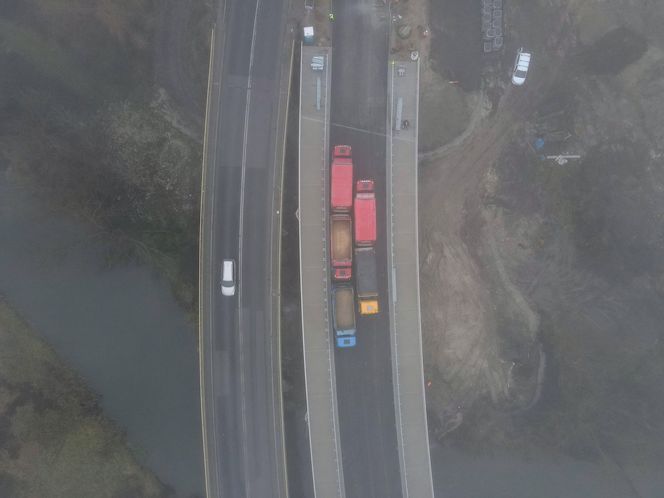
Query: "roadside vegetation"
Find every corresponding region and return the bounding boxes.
[0,298,173,498]
[0,0,213,310]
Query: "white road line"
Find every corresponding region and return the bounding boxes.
[209,4,227,492]
[392,136,416,144]
[268,34,295,498]
[199,31,214,498]
[302,116,325,124]
[387,61,409,498]
[198,18,222,496]
[237,0,262,496]
[412,57,435,498]
[330,121,388,138]
[300,47,346,498]
[209,68,222,498]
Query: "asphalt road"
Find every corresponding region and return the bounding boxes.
[329,0,403,497]
[199,0,291,496]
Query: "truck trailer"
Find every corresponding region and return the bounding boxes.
[332,285,357,347]
[355,246,379,315]
[330,214,353,281]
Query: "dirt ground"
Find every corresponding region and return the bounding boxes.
[416,0,664,469]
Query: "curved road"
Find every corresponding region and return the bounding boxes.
[330,0,403,497]
[198,0,293,496]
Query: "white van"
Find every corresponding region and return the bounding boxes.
[221,259,236,296]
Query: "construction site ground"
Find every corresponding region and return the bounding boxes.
[400,0,664,494]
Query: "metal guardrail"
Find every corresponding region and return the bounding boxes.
[298,45,346,498]
[386,58,435,498]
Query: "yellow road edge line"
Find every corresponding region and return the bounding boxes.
[198,24,216,498]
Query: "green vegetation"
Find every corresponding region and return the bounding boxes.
[0,298,172,498]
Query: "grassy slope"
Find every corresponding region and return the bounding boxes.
[0,299,170,498]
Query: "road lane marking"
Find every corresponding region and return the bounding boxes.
[302,116,325,124]
[198,20,223,497]
[329,121,388,138]
[208,5,227,490]
[237,0,262,496]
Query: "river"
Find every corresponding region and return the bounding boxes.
[0,169,204,497]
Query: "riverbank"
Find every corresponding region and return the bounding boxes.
[0,172,204,496]
[0,298,169,498]
[1,1,209,495]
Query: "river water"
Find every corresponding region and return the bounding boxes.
[0,170,204,497]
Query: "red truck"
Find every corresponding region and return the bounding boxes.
[354,179,376,246]
[331,145,353,212]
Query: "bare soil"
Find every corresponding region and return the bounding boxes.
[419,0,576,430]
[418,0,664,469]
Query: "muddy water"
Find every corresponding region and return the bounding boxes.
[0,170,203,497]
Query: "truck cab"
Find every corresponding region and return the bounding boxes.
[356,179,374,192]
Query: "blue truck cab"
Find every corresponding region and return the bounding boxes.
[336,336,356,348]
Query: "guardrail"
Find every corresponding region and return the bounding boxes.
[386,58,435,498]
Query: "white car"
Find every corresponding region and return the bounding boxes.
[221,259,236,297]
[512,48,532,86]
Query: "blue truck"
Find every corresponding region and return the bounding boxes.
[332,285,356,348]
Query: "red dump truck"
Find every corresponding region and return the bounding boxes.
[331,145,353,212]
[330,214,353,281]
[330,145,354,280]
[354,179,376,246]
